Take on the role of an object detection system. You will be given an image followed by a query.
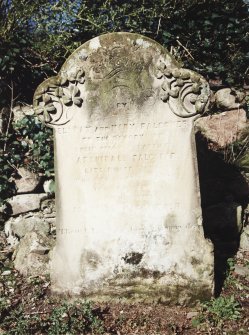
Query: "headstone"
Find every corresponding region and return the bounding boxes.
[33,33,214,304]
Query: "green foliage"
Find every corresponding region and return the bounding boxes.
[74,0,249,86]
[0,115,53,205]
[0,0,78,106]
[0,0,248,203]
[193,295,241,328]
[13,116,54,175]
[0,297,11,319]
[227,257,236,272]
[192,261,243,329]
[0,299,104,335]
[3,307,31,335]
[224,258,240,290]
[0,0,248,108]
[204,295,241,322]
[48,301,104,335]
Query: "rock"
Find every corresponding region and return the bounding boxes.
[214,88,246,110]
[4,220,19,247]
[41,198,55,214]
[186,311,198,319]
[236,250,244,259]
[0,232,12,263]
[0,203,8,226]
[1,270,11,276]
[0,231,8,252]
[234,264,249,278]
[7,193,47,216]
[195,109,247,148]
[43,179,55,194]
[4,212,50,247]
[41,199,56,233]
[13,231,54,276]
[240,226,249,251]
[15,167,41,193]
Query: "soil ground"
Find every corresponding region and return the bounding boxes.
[0,232,248,334]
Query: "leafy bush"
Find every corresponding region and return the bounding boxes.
[0,114,53,204]
[13,116,54,175]
[0,299,104,335]
[1,0,248,204]
[193,295,241,328]
[0,0,248,108]
[0,0,78,107]
[74,0,249,87]
[48,301,104,335]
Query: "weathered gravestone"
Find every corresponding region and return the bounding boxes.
[33,33,214,304]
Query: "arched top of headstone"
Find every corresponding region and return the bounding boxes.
[33,32,210,128]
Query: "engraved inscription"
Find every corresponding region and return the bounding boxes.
[55,120,191,187]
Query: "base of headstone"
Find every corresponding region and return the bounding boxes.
[51,266,213,306]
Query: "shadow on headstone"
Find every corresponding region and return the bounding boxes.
[196,131,249,296]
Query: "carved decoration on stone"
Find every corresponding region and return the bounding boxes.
[156,61,210,118]
[33,67,85,126]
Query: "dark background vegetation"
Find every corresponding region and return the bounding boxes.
[0,2,249,333]
[0,0,248,108]
[0,0,249,203]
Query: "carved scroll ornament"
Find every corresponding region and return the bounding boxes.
[33,67,85,127]
[33,52,210,126]
[156,62,210,118]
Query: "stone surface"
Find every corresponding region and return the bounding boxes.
[43,179,55,194]
[13,231,54,276]
[7,193,47,216]
[4,212,50,247]
[0,204,8,226]
[186,311,198,319]
[15,167,41,193]
[195,109,248,148]
[33,33,214,304]
[214,88,245,111]
[41,198,56,234]
[240,226,249,251]
[234,264,249,278]
[41,198,56,214]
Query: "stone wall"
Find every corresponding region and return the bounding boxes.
[0,168,55,276]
